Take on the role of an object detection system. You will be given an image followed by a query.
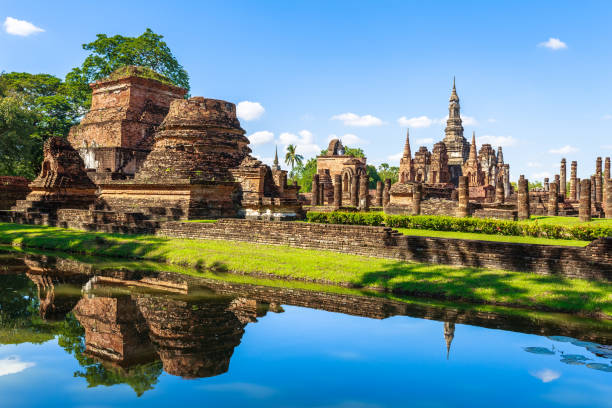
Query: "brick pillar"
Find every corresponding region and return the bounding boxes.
[560,158,566,198]
[504,164,510,197]
[375,181,383,207]
[544,178,549,192]
[579,179,591,222]
[596,157,603,203]
[547,181,558,216]
[412,183,422,215]
[576,178,581,200]
[495,179,505,203]
[605,157,611,181]
[359,175,369,210]
[333,174,342,210]
[554,174,560,194]
[570,160,577,201]
[320,183,326,205]
[311,174,319,206]
[590,175,596,206]
[383,179,391,207]
[517,175,530,220]
[605,178,612,218]
[351,175,359,207]
[457,176,469,217]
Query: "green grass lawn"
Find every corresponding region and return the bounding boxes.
[522,215,612,226]
[0,222,610,318]
[395,228,591,247]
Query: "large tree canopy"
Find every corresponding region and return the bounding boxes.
[66,28,190,109]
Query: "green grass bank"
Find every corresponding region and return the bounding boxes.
[1,222,611,319]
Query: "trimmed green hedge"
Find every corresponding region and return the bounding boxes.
[305,212,612,241]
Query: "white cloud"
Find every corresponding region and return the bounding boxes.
[438,115,478,126]
[602,114,612,120]
[602,145,612,150]
[3,17,44,36]
[253,155,274,167]
[531,171,552,180]
[331,112,383,127]
[236,101,265,121]
[416,138,434,145]
[527,162,543,168]
[0,357,35,377]
[247,130,274,145]
[478,135,517,147]
[387,152,403,162]
[327,133,366,146]
[531,369,561,383]
[549,145,578,154]
[200,382,276,398]
[488,118,497,123]
[278,130,321,156]
[397,115,434,128]
[539,38,568,50]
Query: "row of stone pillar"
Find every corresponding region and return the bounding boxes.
[312,174,392,210]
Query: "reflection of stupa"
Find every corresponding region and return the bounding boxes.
[444,321,455,360]
[135,294,254,379]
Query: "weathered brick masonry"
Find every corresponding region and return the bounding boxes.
[156,219,612,281]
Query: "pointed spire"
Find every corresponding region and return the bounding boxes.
[272,145,280,170]
[444,321,455,360]
[403,129,412,159]
[450,76,459,102]
[469,131,477,160]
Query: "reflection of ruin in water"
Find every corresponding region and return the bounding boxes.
[2,249,611,391]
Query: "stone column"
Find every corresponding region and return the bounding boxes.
[375,181,383,207]
[333,174,342,210]
[560,158,566,198]
[311,174,319,206]
[517,175,530,221]
[504,164,510,197]
[579,179,591,222]
[570,161,577,201]
[605,178,612,219]
[383,179,391,207]
[544,178,549,192]
[495,179,505,203]
[351,175,359,207]
[457,176,469,217]
[320,183,326,205]
[605,157,611,181]
[547,181,558,216]
[590,175,596,206]
[554,174,560,194]
[596,157,603,203]
[576,178,581,200]
[359,175,369,211]
[412,183,422,215]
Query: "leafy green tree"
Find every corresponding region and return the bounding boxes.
[284,144,304,175]
[343,146,365,158]
[529,180,543,190]
[291,158,318,192]
[377,163,399,184]
[65,28,190,109]
[366,165,381,189]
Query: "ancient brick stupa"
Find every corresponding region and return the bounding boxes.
[12,137,97,220]
[98,96,302,219]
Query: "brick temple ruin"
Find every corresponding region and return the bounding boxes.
[1,66,303,225]
[0,70,610,223]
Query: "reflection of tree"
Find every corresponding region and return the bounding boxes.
[57,313,163,397]
[0,274,59,344]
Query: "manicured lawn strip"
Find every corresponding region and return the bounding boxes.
[522,216,612,226]
[0,222,610,318]
[395,228,590,247]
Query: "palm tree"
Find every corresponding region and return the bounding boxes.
[284,144,303,171]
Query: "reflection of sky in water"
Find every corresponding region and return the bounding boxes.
[0,305,610,408]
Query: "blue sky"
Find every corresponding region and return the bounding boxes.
[2,0,611,181]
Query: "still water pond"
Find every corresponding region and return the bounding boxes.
[0,250,611,407]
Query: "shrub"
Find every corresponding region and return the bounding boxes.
[306,212,612,241]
